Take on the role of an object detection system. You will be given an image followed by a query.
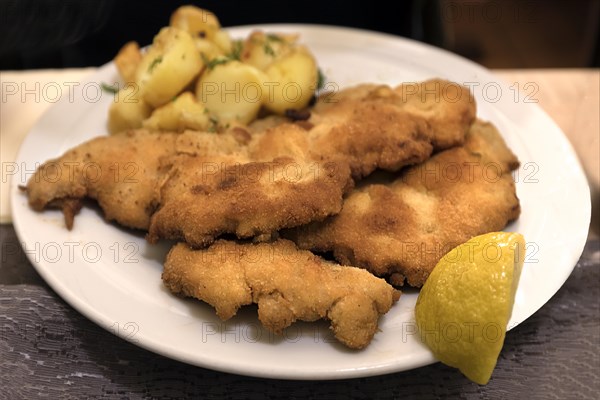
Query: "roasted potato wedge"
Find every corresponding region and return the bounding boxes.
[196,60,267,125]
[195,38,225,61]
[108,84,152,134]
[263,46,318,114]
[136,27,203,107]
[142,92,210,132]
[109,6,321,128]
[241,31,297,71]
[170,5,221,41]
[114,41,142,83]
[213,30,233,54]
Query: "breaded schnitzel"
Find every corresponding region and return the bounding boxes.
[285,120,520,287]
[394,79,476,149]
[250,104,433,180]
[248,79,476,179]
[162,239,400,349]
[25,130,246,229]
[148,81,474,246]
[26,130,178,230]
[311,78,476,151]
[26,80,476,247]
[147,155,352,247]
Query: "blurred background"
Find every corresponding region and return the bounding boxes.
[0,0,598,70]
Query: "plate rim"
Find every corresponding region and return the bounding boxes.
[10,23,591,380]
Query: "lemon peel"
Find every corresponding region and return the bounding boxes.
[415,232,526,384]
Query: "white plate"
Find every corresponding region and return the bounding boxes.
[11,25,591,380]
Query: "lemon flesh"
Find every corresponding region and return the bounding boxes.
[415,232,526,385]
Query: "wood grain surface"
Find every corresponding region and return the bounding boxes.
[494,69,600,236]
[1,224,598,399]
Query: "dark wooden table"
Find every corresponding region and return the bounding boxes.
[1,224,598,399]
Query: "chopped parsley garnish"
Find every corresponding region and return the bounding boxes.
[208,116,219,132]
[201,54,231,70]
[262,33,284,56]
[101,83,119,94]
[200,53,210,65]
[148,56,163,73]
[317,68,326,90]
[228,40,243,61]
[201,40,244,70]
[266,33,283,42]
[263,42,276,56]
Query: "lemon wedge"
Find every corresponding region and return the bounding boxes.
[415,232,526,384]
